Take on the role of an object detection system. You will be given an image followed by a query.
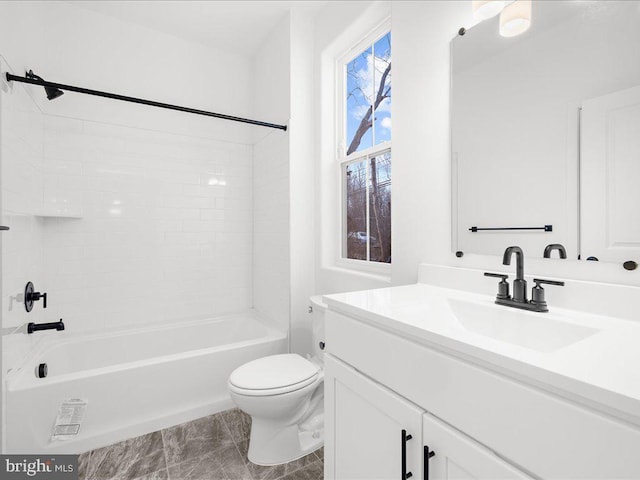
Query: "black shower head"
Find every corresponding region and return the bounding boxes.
[44,86,64,101]
[26,70,64,101]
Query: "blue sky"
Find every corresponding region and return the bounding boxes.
[346,33,391,154]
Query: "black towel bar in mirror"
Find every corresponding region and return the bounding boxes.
[469,225,552,232]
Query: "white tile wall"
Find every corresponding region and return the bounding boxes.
[253,132,290,332]
[1,65,48,374]
[251,14,291,335]
[1,68,46,331]
[41,117,254,332]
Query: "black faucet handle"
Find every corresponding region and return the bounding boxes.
[531,279,564,312]
[484,272,508,280]
[484,272,510,300]
[533,278,565,287]
[32,291,47,308]
[24,282,48,312]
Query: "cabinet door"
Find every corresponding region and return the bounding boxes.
[325,354,424,480]
[422,413,531,480]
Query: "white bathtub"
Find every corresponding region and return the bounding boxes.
[4,311,287,454]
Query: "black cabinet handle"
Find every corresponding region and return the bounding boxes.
[423,445,435,480]
[401,429,413,479]
[0,226,9,231]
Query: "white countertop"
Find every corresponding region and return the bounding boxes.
[323,282,640,426]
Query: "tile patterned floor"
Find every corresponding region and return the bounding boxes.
[78,408,323,480]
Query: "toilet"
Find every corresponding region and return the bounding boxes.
[228,296,327,466]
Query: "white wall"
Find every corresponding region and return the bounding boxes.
[253,5,326,356]
[252,14,292,335]
[289,7,317,355]
[392,0,472,285]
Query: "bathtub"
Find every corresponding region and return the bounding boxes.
[4,310,287,454]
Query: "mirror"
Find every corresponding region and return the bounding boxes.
[451,1,640,263]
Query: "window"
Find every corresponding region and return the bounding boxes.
[340,31,391,265]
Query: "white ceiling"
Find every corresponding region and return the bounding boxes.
[69,1,325,57]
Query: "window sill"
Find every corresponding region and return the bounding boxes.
[330,258,392,283]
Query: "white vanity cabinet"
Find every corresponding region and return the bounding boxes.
[325,354,531,480]
[421,413,531,480]
[324,309,640,479]
[325,354,424,480]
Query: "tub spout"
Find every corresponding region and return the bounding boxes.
[27,319,65,334]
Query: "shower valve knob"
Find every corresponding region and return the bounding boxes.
[31,291,47,307]
[24,281,47,312]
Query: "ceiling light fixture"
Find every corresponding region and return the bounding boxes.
[472,0,506,21]
[499,0,532,37]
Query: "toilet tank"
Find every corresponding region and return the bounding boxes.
[309,295,327,363]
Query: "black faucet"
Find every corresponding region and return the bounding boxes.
[503,246,527,302]
[544,244,567,259]
[27,319,65,334]
[485,246,565,312]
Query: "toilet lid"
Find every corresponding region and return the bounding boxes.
[229,354,320,391]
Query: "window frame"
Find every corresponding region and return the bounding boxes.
[336,23,392,275]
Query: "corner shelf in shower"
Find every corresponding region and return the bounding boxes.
[34,209,83,219]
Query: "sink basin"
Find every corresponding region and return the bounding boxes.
[448,298,600,352]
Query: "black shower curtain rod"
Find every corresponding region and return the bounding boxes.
[5,71,288,131]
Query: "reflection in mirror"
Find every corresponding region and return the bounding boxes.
[451,1,640,262]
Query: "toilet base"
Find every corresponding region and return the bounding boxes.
[247,418,324,466]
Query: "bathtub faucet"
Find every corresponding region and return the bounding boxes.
[27,319,65,334]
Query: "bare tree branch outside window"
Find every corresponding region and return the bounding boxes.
[344,33,391,264]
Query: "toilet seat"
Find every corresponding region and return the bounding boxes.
[229,354,320,397]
